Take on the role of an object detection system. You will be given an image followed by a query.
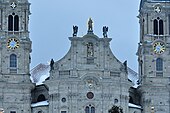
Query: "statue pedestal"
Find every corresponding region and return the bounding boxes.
[87,30,93,34]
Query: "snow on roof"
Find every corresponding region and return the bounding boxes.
[30,63,50,86]
[31,100,49,107]
[128,67,139,88]
[30,64,139,88]
[128,103,142,109]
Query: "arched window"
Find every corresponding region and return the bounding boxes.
[159,20,164,35]
[85,106,90,113]
[153,17,164,35]
[8,15,13,31]
[10,54,17,67]
[154,19,158,35]
[156,58,163,71]
[8,14,19,31]
[37,94,46,102]
[14,15,19,31]
[85,105,95,113]
[156,58,163,76]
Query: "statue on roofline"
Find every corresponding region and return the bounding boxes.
[73,25,78,37]
[87,18,93,33]
[103,26,108,38]
[50,59,54,71]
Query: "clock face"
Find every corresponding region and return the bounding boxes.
[7,38,20,50]
[153,42,165,54]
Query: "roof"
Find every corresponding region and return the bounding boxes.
[128,103,142,109]
[127,67,139,88]
[31,100,49,107]
[30,63,50,86]
[139,0,170,10]
[30,63,139,88]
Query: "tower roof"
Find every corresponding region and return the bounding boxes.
[139,0,170,10]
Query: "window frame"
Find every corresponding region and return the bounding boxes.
[153,17,164,35]
[85,105,95,113]
[10,54,17,68]
[8,14,19,31]
[156,58,163,76]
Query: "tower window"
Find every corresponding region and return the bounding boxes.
[8,14,19,31]
[8,15,13,31]
[10,54,17,67]
[153,17,164,35]
[14,15,19,31]
[156,58,163,76]
[156,58,163,71]
[154,19,158,35]
[85,105,95,113]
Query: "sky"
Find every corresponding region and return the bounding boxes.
[29,0,140,72]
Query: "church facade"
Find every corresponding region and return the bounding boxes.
[0,0,170,113]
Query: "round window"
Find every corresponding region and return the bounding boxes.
[87,92,94,99]
[61,97,66,102]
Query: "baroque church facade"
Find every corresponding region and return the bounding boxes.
[0,0,170,113]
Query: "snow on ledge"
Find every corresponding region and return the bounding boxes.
[31,100,49,107]
[128,103,142,109]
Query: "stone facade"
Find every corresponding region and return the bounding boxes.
[45,33,131,113]
[0,0,170,113]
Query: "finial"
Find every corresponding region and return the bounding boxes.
[87,18,93,34]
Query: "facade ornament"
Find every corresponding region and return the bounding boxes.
[103,26,108,38]
[87,18,93,33]
[154,6,161,13]
[73,25,78,37]
[87,42,94,57]
[10,2,17,9]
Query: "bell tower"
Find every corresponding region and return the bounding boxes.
[0,0,34,112]
[137,0,170,112]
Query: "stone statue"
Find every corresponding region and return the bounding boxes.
[103,26,108,38]
[73,25,78,37]
[50,59,54,70]
[123,60,127,73]
[88,18,93,33]
[87,42,94,57]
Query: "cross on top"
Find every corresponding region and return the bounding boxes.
[154,6,161,13]
[10,2,17,9]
